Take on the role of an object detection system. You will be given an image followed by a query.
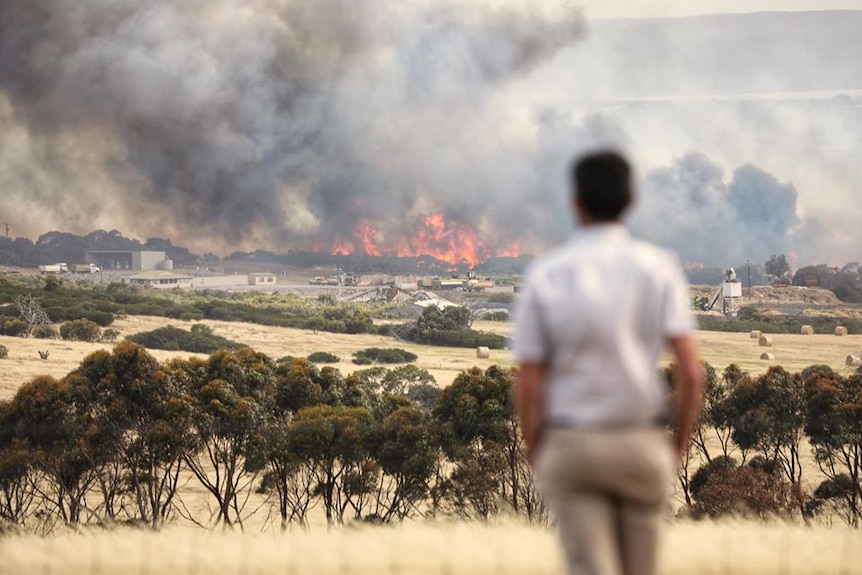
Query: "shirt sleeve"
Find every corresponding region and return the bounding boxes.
[512,271,550,362]
[663,254,696,338]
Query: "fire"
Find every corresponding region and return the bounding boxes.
[331,238,353,256]
[356,223,382,257]
[496,241,523,259]
[398,213,487,267]
[328,213,523,266]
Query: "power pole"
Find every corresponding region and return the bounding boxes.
[747,260,751,299]
[3,223,8,239]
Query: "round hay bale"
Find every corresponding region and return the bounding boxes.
[845,355,862,367]
[760,352,775,361]
[476,346,490,359]
[800,325,814,335]
[750,330,762,339]
[836,326,849,336]
[758,335,773,347]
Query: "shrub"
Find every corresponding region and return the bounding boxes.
[397,326,507,349]
[303,316,326,334]
[307,351,340,364]
[353,347,418,364]
[2,318,27,337]
[481,311,510,322]
[102,328,121,343]
[127,325,245,354]
[31,324,59,339]
[60,319,102,342]
[693,466,794,519]
[691,456,737,502]
[0,344,7,359]
[486,293,514,304]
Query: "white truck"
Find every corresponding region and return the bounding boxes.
[38,263,68,274]
[71,263,101,274]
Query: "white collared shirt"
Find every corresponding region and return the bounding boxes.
[513,224,695,427]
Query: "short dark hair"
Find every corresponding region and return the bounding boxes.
[571,150,632,221]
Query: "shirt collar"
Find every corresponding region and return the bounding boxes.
[571,223,629,242]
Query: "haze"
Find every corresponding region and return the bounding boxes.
[0,1,859,267]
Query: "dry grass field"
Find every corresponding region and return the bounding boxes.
[2,313,861,573]
[1,315,860,400]
[1,520,860,575]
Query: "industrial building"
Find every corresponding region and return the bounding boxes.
[85,250,173,271]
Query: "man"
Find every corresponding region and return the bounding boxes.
[513,150,703,575]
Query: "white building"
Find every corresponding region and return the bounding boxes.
[124,270,193,289]
[248,272,277,286]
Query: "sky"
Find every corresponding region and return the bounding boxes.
[576,0,862,19]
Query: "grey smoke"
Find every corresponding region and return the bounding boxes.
[629,154,799,265]
[0,0,584,254]
[0,4,858,266]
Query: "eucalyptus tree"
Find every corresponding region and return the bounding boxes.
[804,369,862,527]
[180,348,276,529]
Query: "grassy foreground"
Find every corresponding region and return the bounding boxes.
[1,521,859,575]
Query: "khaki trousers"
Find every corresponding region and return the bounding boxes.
[536,427,673,575]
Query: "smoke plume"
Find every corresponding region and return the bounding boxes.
[629,154,799,265]
[0,4,859,266]
[0,0,583,256]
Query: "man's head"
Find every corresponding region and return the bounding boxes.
[571,150,632,223]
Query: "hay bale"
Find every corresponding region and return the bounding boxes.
[758,335,773,347]
[800,325,814,335]
[836,326,849,336]
[845,355,862,367]
[750,330,762,339]
[760,352,775,361]
[476,346,490,359]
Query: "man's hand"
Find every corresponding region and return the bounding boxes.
[668,335,704,464]
[515,362,546,467]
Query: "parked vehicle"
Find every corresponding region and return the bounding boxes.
[38,263,68,274]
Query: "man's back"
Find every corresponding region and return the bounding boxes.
[514,224,692,427]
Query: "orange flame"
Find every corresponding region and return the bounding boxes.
[331,238,353,256]
[329,213,523,266]
[356,223,382,257]
[496,241,523,259]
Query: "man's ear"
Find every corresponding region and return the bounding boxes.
[573,194,591,226]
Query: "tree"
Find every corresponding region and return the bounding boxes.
[14,294,51,338]
[287,405,377,525]
[0,402,37,528]
[792,264,838,288]
[724,366,807,514]
[180,349,276,529]
[417,305,472,331]
[64,343,195,528]
[372,406,439,521]
[803,370,862,527]
[433,366,541,520]
[382,365,436,395]
[765,254,791,283]
[259,413,318,530]
[3,375,97,527]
